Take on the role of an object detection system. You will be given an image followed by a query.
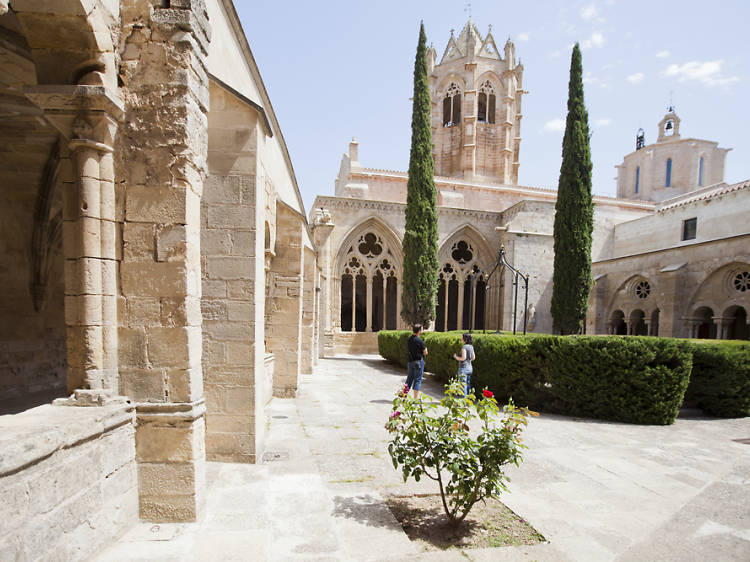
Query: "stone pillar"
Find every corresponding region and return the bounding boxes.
[457,280,465,331]
[267,204,303,397]
[25,86,125,404]
[311,213,334,358]
[396,281,402,329]
[300,246,316,373]
[117,1,211,522]
[366,277,373,331]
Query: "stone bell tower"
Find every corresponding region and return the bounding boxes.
[428,20,525,184]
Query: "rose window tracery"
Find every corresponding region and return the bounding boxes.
[733,271,750,293]
[634,280,651,299]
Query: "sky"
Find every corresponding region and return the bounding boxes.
[235,0,750,215]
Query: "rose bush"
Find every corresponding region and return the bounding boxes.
[385,378,535,524]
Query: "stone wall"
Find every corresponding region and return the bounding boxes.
[0,404,137,561]
[300,246,316,374]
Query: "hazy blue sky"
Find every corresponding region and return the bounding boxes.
[236,0,749,215]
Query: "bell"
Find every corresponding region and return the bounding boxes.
[665,121,673,130]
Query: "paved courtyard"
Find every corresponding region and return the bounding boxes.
[97,355,750,561]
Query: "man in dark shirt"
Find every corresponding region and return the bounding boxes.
[406,324,428,398]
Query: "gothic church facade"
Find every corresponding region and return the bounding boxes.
[311,20,750,352]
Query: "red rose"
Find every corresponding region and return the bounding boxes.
[482,390,494,398]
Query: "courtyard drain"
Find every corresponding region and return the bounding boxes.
[370,399,392,404]
[262,451,290,463]
[732,438,750,445]
[272,415,288,419]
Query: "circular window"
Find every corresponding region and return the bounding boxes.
[635,280,651,299]
[733,271,750,293]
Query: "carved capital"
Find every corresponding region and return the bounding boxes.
[24,85,124,147]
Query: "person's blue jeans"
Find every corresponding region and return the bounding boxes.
[458,366,472,396]
[406,359,424,391]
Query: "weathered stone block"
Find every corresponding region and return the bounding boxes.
[227,301,252,322]
[126,297,161,327]
[201,228,232,256]
[227,279,253,299]
[147,326,201,369]
[119,368,166,402]
[118,327,148,368]
[123,222,155,260]
[126,185,188,224]
[206,204,253,230]
[167,367,203,403]
[202,279,227,298]
[206,256,252,280]
[136,424,200,463]
[231,230,255,256]
[121,261,188,297]
[161,296,201,327]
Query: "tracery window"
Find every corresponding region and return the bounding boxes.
[477,81,496,124]
[634,280,650,299]
[339,232,399,332]
[733,271,750,293]
[435,240,486,332]
[442,83,462,127]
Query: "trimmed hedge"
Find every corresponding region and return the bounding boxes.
[684,341,750,417]
[378,330,749,424]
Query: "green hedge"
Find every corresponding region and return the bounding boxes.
[684,341,750,417]
[378,330,750,424]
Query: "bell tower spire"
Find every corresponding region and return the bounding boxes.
[430,19,525,184]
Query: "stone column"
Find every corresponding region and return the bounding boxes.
[366,277,373,331]
[25,86,124,404]
[457,280,465,330]
[300,246,316,373]
[381,278,387,329]
[396,281,402,329]
[117,1,211,522]
[311,213,334,357]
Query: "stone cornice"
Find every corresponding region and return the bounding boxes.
[314,195,503,221]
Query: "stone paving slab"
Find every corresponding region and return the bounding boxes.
[97,355,750,561]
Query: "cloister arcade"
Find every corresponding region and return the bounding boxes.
[606,263,750,340]
[336,222,402,332]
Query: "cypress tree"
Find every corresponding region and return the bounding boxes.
[551,43,594,335]
[401,22,439,327]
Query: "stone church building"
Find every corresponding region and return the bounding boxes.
[311,20,750,351]
[0,4,748,558]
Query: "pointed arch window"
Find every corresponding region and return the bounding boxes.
[339,232,400,332]
[443,83,462,127]
[665,158,672,187]
[477,80,496,124]
[436,240,487,332]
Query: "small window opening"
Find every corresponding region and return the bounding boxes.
[635,166,640,194]
[698,157,704,187]
[665,158,672,187]
[682,217,697,241]
[478,93,487,122]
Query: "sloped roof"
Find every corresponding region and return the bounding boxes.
[658,179,750,212]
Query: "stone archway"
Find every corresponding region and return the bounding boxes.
[722,305,749,341]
